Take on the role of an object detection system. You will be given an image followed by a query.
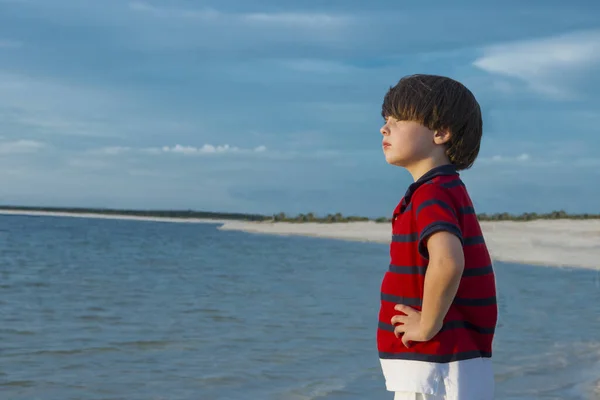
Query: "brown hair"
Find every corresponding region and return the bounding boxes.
[381,74,482,170]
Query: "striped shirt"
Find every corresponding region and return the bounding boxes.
[377,164,497,397]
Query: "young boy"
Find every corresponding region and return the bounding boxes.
[377,74,498,400]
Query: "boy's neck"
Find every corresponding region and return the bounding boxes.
[406,158,452,182]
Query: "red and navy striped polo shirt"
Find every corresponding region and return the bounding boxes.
[377,164,497,364]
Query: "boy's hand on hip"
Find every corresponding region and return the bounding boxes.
[391,304,441,348]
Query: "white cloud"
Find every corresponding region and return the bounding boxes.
[88,146,131,155]
[169,144,233,154]
[476,152,578,168]
[241,12,349,29]
[91,144,268,156]
[128,1,219,20]
[481,153,531,163]
[473,30,600,98]
[155,144,268,155]
[128,1,350,30]
[0,140,45,155]
[84,144,353,162]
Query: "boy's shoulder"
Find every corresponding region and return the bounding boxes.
[411,174,464,206]
[394,167,470,217]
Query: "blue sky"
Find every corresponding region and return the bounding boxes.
[1,0,599,217]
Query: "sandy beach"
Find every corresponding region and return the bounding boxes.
[219,219,600,270]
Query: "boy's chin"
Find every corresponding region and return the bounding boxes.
[385,156,407,167]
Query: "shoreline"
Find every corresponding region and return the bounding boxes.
[218,220,600,270]
[0,209,229,224]
[2,209,599,270]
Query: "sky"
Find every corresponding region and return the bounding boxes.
[0,0,599,217]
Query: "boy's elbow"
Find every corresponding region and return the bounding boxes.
[431,253,464,278]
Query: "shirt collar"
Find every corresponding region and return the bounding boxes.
[399,164,458,212]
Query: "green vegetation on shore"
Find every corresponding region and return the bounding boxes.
[1,206,599,223]
[0,206,268,221]
[271,210,600,223]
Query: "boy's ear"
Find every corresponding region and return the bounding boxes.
[433,129,452,145]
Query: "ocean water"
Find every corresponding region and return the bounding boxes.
[1,214,599,400]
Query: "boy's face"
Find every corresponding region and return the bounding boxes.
[380,117,436,167]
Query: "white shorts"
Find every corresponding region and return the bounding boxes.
[394,392,445,400]
[383,357,495,399]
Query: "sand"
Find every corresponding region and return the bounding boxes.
[218,219,600,270]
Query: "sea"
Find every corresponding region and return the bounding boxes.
[1,214,599,400]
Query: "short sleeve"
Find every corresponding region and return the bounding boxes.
[412,185,463,259]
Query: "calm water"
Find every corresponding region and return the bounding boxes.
[1,215,599,400]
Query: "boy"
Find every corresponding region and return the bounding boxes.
[378,74,497,400]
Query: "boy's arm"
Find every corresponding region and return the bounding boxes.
[419,230,465,339]
[392,230,464,346]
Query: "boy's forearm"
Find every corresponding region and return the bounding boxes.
[420,245,464,339]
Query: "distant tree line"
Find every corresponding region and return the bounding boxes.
[475,210,600,221]
[272,212,370,223]
[1,206,598,223]
[270,210,600,223]
[0,206,268,221]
